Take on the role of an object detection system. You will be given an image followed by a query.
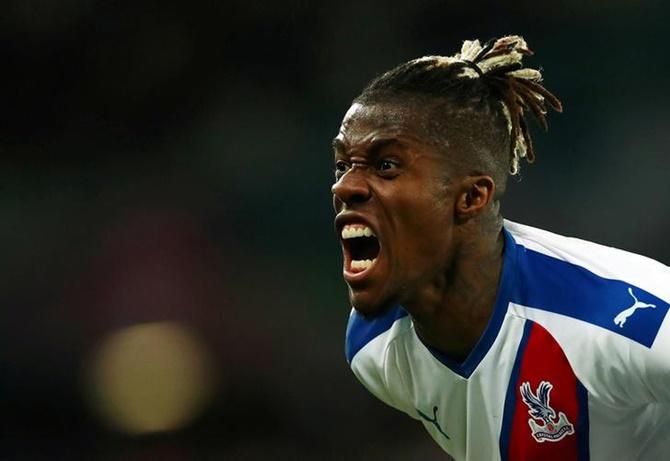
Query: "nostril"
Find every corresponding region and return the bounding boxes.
[334,184,370,204]
[350,189,371,203]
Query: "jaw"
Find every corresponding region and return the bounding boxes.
[346,247,448,317]
[347,282,395,316]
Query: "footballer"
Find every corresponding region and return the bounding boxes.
[332,36,670,460]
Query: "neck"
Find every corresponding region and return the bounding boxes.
[406,223,505,363]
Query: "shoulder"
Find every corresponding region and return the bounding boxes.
[345,305,417,413]
[505,220,670,296]
[345,305,411,365]
[505,219,670,346]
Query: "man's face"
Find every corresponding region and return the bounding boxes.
[332,102,458,316]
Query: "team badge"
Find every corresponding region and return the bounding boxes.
[519,381,574,443]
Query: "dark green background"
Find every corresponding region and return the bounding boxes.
[2,0,668,459]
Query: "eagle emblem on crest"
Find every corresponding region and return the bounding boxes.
[519,381,575,443]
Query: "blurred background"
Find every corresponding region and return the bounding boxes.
[1,0,668,459]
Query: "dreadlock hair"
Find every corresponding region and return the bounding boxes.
[354,35,562,193]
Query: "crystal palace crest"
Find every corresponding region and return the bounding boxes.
[519,381,575,443]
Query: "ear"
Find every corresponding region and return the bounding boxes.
[454,175,496,220]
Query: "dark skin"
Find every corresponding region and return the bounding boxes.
[332,101,505,362]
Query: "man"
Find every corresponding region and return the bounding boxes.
[332,36,670,460]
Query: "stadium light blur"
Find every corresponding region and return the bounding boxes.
[84,321,215,435]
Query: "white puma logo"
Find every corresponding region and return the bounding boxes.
[613,287,656,328]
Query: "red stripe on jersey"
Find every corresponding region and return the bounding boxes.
[507,322,585,460]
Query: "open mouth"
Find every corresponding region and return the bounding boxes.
[341,224,380,274]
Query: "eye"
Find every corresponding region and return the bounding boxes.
[377,159,399,175]
[334,160,350,179]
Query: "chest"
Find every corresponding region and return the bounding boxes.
[387,317,590,461]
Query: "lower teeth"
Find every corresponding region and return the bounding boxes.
[351,259,376,270]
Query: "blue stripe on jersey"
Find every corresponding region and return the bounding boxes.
[345,305,408,364]
[499,319,533,461]
[576,379,591,460]
[512,243,670,348]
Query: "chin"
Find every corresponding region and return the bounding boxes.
[349,287,395,317]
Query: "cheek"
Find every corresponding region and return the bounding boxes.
[392,193,453,257]
[403,191,452,232]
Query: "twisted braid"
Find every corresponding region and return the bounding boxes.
[355,35,562,175]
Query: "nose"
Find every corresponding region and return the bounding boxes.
[331,167,371,206]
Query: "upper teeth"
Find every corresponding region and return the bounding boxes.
[341,224,375,239]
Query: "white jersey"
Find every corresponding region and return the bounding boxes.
[345,220,670,461]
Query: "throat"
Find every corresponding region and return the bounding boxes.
[406,233,505,363]
[413,313,491,363]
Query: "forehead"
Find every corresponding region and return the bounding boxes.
[335,102,434,151]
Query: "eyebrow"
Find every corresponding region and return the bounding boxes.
[331,137,405,156]
[332,138,345,152]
